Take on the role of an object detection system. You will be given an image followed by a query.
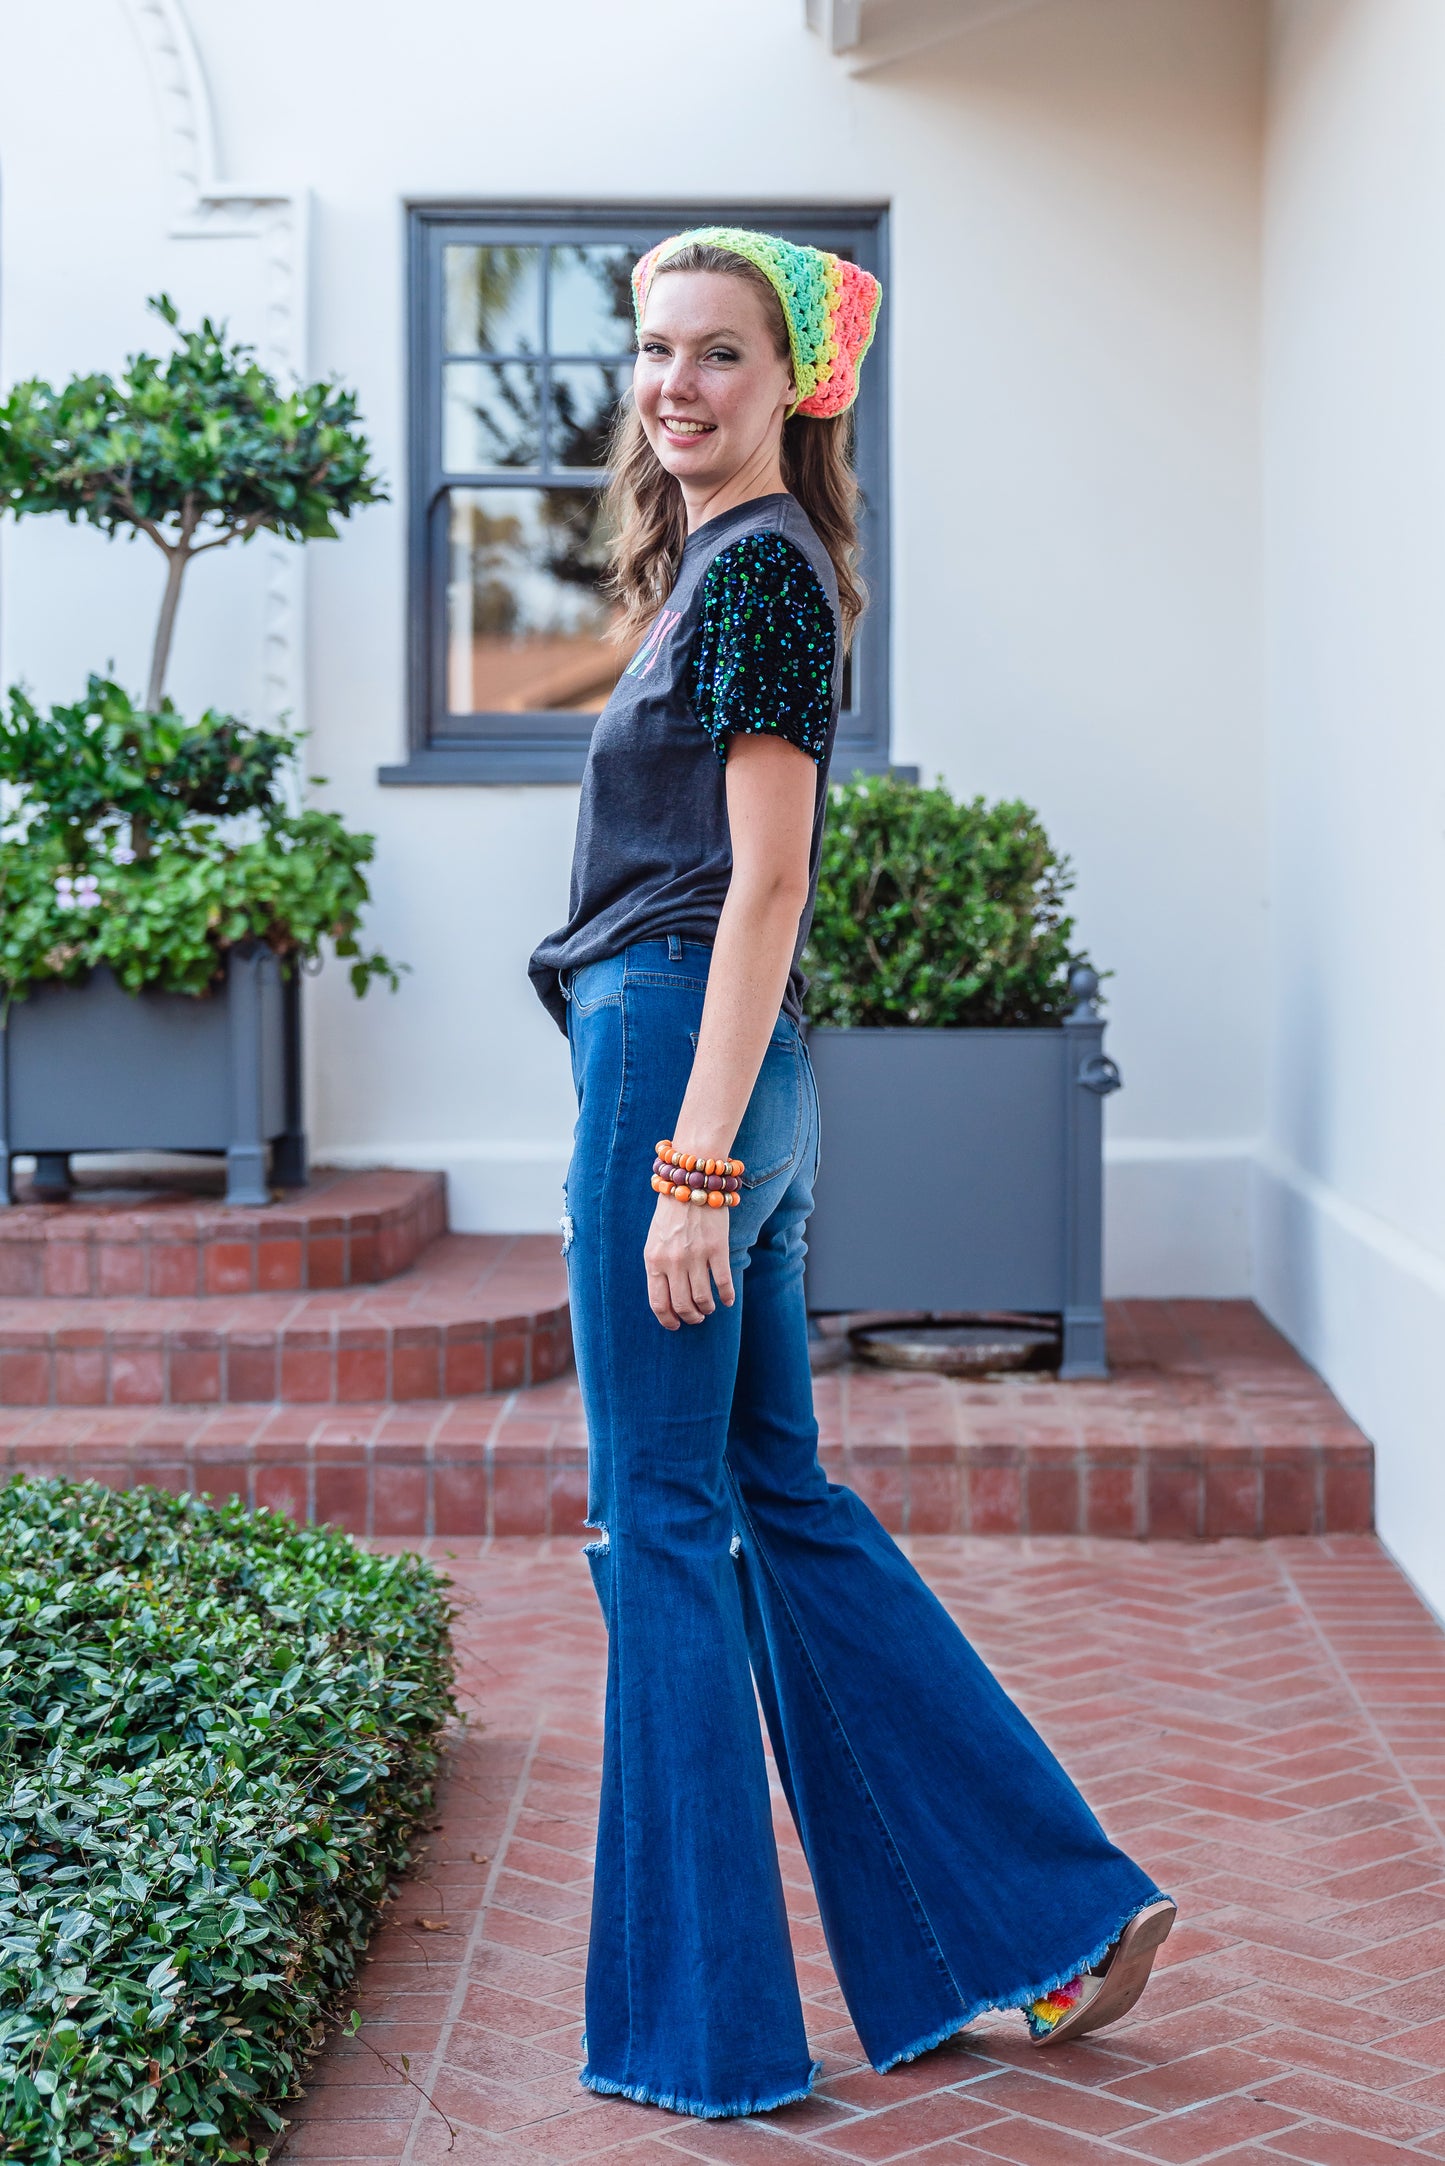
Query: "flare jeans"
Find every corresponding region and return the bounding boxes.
[562,937,1162,2119]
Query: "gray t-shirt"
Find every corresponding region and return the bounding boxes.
[529,491,841,1033]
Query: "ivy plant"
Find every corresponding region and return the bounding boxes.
[803,772,1091,1027]
[0,1476,456,2165]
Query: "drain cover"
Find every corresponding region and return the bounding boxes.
[849,1320,1059,1376]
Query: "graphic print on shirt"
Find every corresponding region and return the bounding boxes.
[623,608,682,678]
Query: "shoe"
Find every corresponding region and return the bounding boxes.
[1028,1900,1176,2048]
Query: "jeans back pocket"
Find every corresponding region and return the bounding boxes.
[689,1025,803,1188]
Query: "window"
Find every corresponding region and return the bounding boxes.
[383,204,891,785]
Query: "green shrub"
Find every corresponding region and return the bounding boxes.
[0,1479,456,2164]
[0,677,292,852]
[803,772,1091,1028]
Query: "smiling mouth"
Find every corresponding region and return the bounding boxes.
[660,416,716,437]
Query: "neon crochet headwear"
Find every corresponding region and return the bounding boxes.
[631,226,882,421]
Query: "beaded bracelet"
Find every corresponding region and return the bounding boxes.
[651,1138,744,1208]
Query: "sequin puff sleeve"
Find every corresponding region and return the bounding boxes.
[688,533,836,766]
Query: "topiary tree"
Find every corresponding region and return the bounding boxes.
[0,294,386,709]
[0,299,398,1007]
[803,772,1092,1027]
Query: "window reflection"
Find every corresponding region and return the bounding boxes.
[550,244,636,355]
[550,362,631,469]
[443,361,540,471]
[443,244,543,354]
[447,488,624,714]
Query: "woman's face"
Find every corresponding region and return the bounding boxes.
[633,270,796,490]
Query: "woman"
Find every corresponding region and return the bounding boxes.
[529,226,1174,2121]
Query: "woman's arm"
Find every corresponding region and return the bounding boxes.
[644,732,816,1330]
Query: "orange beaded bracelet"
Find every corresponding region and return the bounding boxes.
[651,1139,744,1208]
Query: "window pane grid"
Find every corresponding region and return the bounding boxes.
[401,207,889,779]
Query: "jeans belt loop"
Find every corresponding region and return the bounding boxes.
[667,933,682,962]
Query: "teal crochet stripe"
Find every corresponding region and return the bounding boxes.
[632,225,881,419]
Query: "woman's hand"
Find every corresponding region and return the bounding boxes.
[645,1194,736,1328]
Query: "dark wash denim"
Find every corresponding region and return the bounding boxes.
[562,938,1163,2120]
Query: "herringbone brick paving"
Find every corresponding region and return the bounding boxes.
[277,1533,1445,2164]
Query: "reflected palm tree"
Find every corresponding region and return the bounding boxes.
[458,491,611,626]
[446,245,541,353]
[549,367,630,471]
[552,245,637,354]
[466,363,541,467]
[536,489,613,593]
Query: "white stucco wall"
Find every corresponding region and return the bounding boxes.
[1259,0,1445,1618]
[0,0,1268,1290]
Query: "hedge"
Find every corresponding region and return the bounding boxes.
[0,1478,456,2164]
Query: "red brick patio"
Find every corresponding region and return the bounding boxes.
[276,1531,1445,2165]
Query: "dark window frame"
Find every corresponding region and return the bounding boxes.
[381,200,892,786]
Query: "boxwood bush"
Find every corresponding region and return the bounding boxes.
[803,772,1090,1028]
[0,1479,455,2164]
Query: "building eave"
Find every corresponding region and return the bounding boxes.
[804,0,1049,72]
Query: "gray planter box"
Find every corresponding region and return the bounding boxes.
[804,967,1120,1378]
[0,947,306,1208]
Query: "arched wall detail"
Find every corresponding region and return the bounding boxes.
[118,0,310,743]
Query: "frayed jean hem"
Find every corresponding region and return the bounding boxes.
[875,1889,1173,2072]
[578,2059,822,2119]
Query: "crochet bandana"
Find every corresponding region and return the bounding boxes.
[631,225,882,420]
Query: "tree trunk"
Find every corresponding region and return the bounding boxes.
[146,544,190,711]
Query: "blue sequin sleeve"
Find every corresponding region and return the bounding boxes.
[688,532,836,766]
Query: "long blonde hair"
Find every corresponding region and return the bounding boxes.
[602,242,867,650]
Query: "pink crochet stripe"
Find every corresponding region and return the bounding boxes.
[797,257,882,418]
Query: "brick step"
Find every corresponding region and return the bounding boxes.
[0,1405,1373,1541]
[0,1167,447,1296]
[0,1234,569,1405]
[0,1302,1375,1539]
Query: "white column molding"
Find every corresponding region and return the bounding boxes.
[120,0,310,751]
